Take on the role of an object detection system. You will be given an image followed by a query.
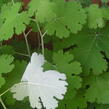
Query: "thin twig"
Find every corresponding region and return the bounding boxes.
[36,21,44,55]
[12,0,14,5]
[25,29,32,38]
[23,30,32,58]
[0,42,2,47]
[42,31,47,38]
[31,19,47,55]
[37,32,41,50]
[0,97,7,109]
[15,52,30,57]
[0,88,10,97]
[36,21,47,55]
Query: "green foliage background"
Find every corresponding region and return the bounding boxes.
[1,0,109,109]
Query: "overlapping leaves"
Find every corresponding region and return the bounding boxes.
[45,1,86,38]
[0,60,27,106]
[1,0,109,109]
[28,0,86,38]
[44,51,84,109]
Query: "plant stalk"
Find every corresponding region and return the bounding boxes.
[23,31,31,58]
[0,97,7,109]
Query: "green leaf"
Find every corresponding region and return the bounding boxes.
[0,45,15,55]
[28,0,56,23]
[11,40,27,54]
[79,0,92,6]
[8,100,31,109]
[57,77,85,109]
[44,49,53,62]
[43,61,55,71]
[45,1,86,38]
[2,60,27,90]
[0,2,30,41]
[102,0,109,3]
[53,51,82,75]
[0,0,10,8]
[52,51,83,109]
[52,36,75,51]
[70,26,109,74]
[0,60,27,106]
[3,92,16,105]
[68,92,87,109]
[29,21,38,32]
[102,8,109,20]
[0,75,5,88]
[86,4,105,29]
[0,54,14,74]
[85,72,109,104]
[95,104,109,109]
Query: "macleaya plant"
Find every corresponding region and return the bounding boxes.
[1,0,109,109]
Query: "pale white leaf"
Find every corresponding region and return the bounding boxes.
[11,52,68,109]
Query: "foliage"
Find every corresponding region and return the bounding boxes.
[45,1,86,38]
[0,2,30,41]
[102,0,109,3]
[86,4,105,28]
[1,0,109,109]
[85,73,109,104]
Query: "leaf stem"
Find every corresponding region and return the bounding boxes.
[15,52,30,57]
[23,30,32,58]
[37,32,41,50]
[36,21,47,56]
[36,21,44,55]
[12,0,14,5]
[0,88,10,97]
[0,42,2,47]
[0,97,7,109]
